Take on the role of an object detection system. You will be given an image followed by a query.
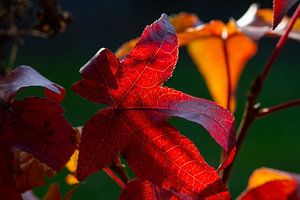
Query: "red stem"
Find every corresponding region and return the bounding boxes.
[257,99,300,117]
[103,167,126,189]
[260,4,300,82]
[222,4,300,183]
[223,39,232,111]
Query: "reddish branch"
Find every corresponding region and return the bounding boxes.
[110,157,130,184]
[222,38,232,111]
[257,99,300,118]
[222,4,300,183]
[103,168,126,189]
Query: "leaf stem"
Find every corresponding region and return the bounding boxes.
[261,4,300,82]
[257,99,300,118]
[103,167,126,189]
[110,156,130,184]
[222,4,300,183]
[222,38,232,111]
[8,36,18,70]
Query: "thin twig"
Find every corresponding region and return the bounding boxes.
[111,156,130,184]
[260,4,300,82]
[8,37,18,70]
[0,29,50,39]
[103,167,126,189]
[222,38,232,111]
[222,4,300,183]
[257,99,300,118]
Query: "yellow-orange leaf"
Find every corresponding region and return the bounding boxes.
[65,150,79,173]
[187,20,257,111]
[169,12,201,32]
[115,38,138,59]
[247,167,293,189]
[65,127,81,186]
[238,168,300,200]
[65,174,80,185]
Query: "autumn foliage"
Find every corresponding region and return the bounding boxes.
[0,0,300,199]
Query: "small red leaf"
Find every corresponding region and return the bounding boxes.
[73,14,234,198]
[0,64,75,198]
[273,0,298,29]
[0,66,64,102]
[1,97,76,171]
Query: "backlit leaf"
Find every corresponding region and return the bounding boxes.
[115,12,201,59]
[187,21,257,111]
[238,168,300,200]
[116,13,257,112]
[73,14,234,199]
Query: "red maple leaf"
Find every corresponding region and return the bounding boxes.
[0,66,76,199]
[73,14,235,199]
[273,0,299,29]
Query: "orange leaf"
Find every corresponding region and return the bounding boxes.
[115,38,139,59]
[65,149,79,185]
[65,174,80,185]
[169,12,201,33]
[187,21,257,111]
[238,168,300,200]
[65,149,78,173]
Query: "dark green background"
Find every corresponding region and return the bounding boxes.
[15,0,300,199]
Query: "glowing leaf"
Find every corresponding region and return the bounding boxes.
[187,21,257,111]
[73,14,234,199]
[238,168,300,200]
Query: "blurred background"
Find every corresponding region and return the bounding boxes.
[10,0,300,199]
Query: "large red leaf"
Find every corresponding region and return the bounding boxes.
[73,14,234,198]
[273,0,299,29]
[0,66,76,199]
[115,14,257,113]
[1,97,76,171]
